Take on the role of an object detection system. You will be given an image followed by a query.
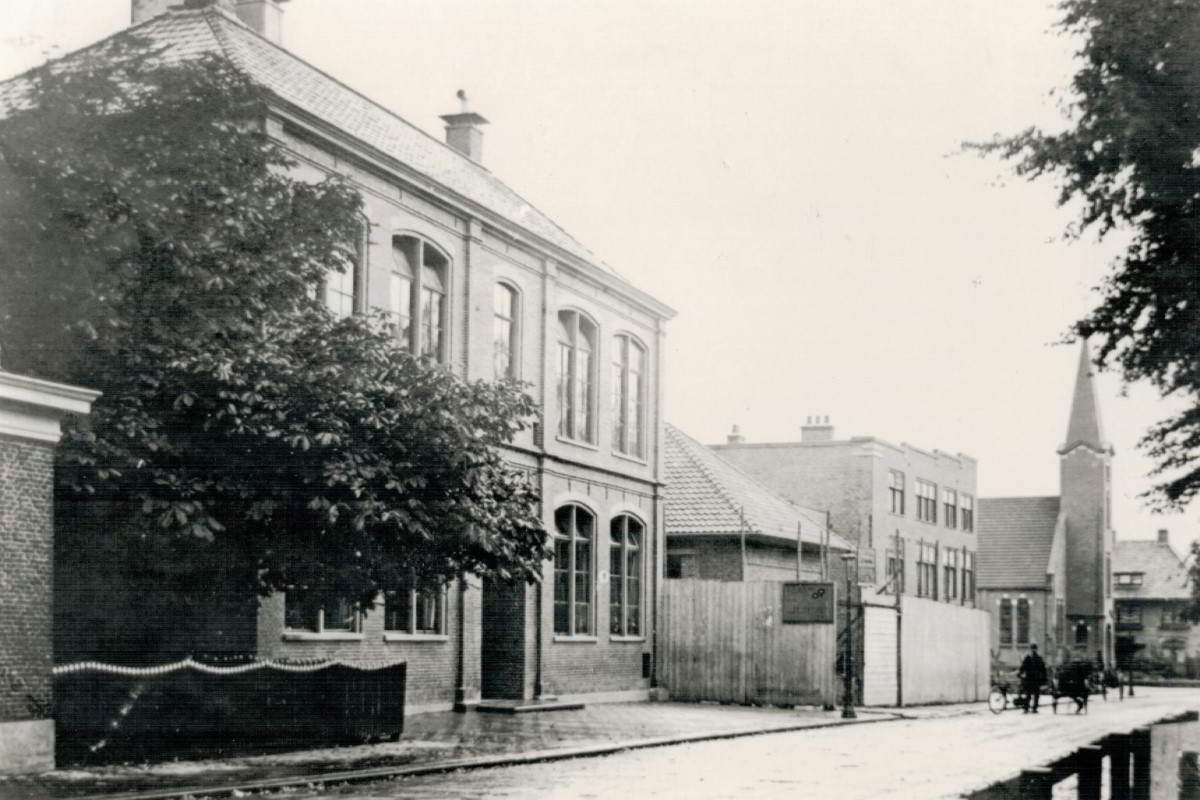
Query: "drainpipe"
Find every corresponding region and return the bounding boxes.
[454,572,467,710]
[534,258,552,700]
[651,318,665,693]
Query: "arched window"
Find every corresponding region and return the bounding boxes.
[493,282,519,379]
[389,235,448,360]
[323,219,367,318]
[609,515,643,636]
[611,334,646,458]
[554,504,594,635]
[557,310,596,443]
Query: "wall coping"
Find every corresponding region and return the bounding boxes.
[0,371,100,443]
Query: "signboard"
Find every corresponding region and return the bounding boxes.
[781,581,835,624]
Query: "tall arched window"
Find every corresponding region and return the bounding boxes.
[557,310,596,443]
[554,504,594,635]
[610,515,642,636]
[390,235,448,360]
[493,282,519,379]
[611,334,646,458]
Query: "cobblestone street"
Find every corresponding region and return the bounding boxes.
[294,688,1200,800]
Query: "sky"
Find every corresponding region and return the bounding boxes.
[2,0,1196,552]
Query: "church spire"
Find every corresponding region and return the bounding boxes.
[1058,339,1109,455]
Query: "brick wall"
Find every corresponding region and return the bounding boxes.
[0,434,55,724]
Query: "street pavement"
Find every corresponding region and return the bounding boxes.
[289,688,1200,800]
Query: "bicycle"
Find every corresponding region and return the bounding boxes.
[987,680,1031,714]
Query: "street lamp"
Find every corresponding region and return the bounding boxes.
[841,552,857,720]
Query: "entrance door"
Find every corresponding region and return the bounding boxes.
[480,577,527,699]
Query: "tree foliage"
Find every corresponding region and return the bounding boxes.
[0,36,545,657]
[972,0,1200,511]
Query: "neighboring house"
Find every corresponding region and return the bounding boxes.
[24,0,674,714]
[978,343,1115,670]
[663,423,851,582]
[1113,530,1197,669]
[709,419,978,604]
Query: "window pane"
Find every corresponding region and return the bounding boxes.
[610,537,623,635]
[575,538,591,635]
[494,314,513,378]
[385,585,412,633]
[416,587,441,633]
[554,538,570,634]
[285,590,319,631]
[999,600,1013,645]
[389,273,412,349]
[611,358,625,449]
[1016,599,1029,644]
[575,349,591,441]
[558,342,573,438]
[420,287,443,358]
[325,596,356,631]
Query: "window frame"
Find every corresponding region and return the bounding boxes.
[493,281,520,380]
[944,548,959,601]
[999,598,1013,646]
[388,234,450,361]
[609,514,644,638]
[916,479,938,524]
[553,503,596,638]
[283,589,362,639]
[383,572,448,640]
[942,488,958,529]
[1016,597,1030,644]
[322,217,369,319]
[960,493,975,532]
[888,469,906,515]
[556,309,598,445]
[611,333,648,459]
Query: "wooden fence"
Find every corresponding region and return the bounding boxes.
[862,594,990,705]
[660,580,836,706]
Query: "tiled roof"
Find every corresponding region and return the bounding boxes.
[664,423,851,549]
[0,8,621,280]
[1113,539,1191,600]
[977,496,1060,588]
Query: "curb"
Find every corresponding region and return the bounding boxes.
[70,712,901,800]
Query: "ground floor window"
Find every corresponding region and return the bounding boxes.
[284,590,359,633]
[666,553,695,579]
[610,515,643,636]
[943,550,959,601]
[999,598,1013,645]
[1016,598,1030,644]
[385,574,445,635]
[554,504,594,635]
[1074,621,1089,647]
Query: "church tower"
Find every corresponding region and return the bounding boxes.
[1057,340,1115,660]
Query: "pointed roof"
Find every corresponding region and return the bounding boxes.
[0,7,662,299]
[664,423,851,549]
[1113,539,1191,600]
[1059,340,1110,455]
[977,496,1061,588]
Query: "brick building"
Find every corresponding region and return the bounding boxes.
[977,343,1115,670]
[1113,531,1197,670]
[710,419,978,604]
[26,0,673,714]
[0,371,98,773]
[663,423,850,582]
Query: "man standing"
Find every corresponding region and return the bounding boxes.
[1019,643,1048,713]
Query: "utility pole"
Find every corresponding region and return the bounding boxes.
[895,529,903,708]
[842,552,858,719]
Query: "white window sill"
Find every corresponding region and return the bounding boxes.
[383,633,449,643]
[282,631,364,642]
[612,450,649,466]
[553,634,598,643]
[555,435,599,452]
[610,635,646,643]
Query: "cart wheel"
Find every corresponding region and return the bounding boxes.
[987,688,1007,714]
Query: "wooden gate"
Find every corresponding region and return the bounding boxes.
[660,580,836,706]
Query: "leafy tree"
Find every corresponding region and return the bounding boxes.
[0,36,545,660]
[971,0,1200,512]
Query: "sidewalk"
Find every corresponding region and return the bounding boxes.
[0,701,907,800]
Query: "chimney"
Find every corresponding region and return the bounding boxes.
[440,90,489,163]
[726,424,745,445]
[233,0,289,45]
[1158,528,1169,544]
[801,415,834,443]
[132,1,289,45]
[131,0,183,23]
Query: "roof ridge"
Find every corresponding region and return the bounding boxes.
[203,12,613,274]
